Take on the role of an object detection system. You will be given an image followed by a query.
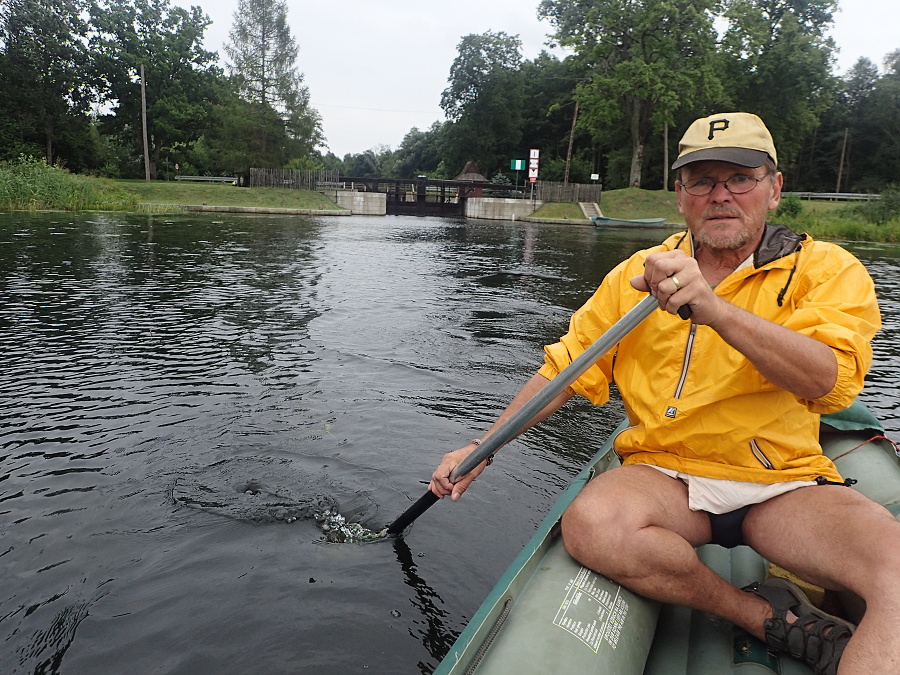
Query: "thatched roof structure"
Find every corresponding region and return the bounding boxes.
[454,161,488,182]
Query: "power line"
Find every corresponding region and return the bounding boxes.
[315,102,442,115]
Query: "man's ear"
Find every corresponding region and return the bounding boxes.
[768,171,784,212]
[675,180,687,216]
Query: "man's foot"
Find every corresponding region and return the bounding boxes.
[744,577,855,675]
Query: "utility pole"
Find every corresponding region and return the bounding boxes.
[663,124,669,191]
[141,64,151,181]
[835,128,849,193]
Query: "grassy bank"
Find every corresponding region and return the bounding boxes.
[0,157,137,211]
[599,187,687,224]
[4,161,898,243]
[115,179,343,211]
[530,188,686,224]
[776,199,900,243]
[0,158,341,213]
[531,188,900,243]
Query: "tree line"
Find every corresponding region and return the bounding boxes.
[0,0,321,180]
[1,0,897,192]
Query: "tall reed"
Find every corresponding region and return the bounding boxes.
[0,156,136,211]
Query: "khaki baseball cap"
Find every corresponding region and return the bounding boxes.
[672,112,777,170]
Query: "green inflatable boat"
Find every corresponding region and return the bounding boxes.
[435,400,899,675]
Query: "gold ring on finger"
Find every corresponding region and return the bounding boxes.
[671,275,681,290]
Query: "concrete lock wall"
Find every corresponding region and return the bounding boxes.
[466,197,544,221]
[334,191,387,215]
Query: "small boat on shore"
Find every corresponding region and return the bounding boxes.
[592,216,668,227]
[435,399,899,675]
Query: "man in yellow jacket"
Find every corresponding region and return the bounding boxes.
[430,112,900,675]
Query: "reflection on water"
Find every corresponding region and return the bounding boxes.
[843,245,900,433]
[0,212,897,674]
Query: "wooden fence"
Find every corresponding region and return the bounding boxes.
[249,168,341,190]
[536,181,602,203]
[248,170,605,205]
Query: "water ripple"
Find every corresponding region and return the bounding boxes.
[1,214,898,674]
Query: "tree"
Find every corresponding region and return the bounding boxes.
[0,0,94,165]
[518,52,594,178]
[177,75,268,175]
[798,57,877,191]
[90,0,221,178]
[720,0,837,172]
[863,51,900,189]
[341,145,396,178]
[539,0,723,188]
[439,31,525,176]
[391,122,446,178]
[441,31,522,119]
[224,0,323,164]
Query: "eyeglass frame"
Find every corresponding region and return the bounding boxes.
[676,172,772,197]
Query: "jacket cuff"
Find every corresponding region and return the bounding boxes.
[806,347,865,413]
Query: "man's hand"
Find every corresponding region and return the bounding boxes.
[428,374,571,502]
[630,250,725,325]
[428,441,488,501]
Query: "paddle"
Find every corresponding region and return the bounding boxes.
[385,293,687,536]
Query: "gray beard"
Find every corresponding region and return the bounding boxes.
[694,226,753,251]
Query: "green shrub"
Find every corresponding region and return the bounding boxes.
[776,193,804,219]
[844,186,900,226]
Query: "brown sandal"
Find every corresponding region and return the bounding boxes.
[744,577,856,675]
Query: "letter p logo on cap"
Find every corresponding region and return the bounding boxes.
[708,119,730,140]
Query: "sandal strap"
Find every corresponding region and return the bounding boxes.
[765,617,853,675]
[745,578,856,675]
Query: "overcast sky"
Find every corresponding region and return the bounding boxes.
[174,0,898,158]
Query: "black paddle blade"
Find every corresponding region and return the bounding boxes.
[385,490,440,536]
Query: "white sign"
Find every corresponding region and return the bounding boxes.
[529,148,540,183]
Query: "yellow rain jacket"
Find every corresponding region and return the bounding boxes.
[538,225,881,484]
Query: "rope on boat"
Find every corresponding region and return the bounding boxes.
[464,597,514,675]
[830,435,900,462]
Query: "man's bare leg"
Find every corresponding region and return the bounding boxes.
[560,465,772,640]
[744,485,900,674]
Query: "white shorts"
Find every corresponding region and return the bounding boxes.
[642,464,816,515]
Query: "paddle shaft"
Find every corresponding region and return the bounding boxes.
[385,293,663,536]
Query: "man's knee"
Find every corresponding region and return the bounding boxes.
[560,499,625,572]
[559,475,656,571]
[860,513,900,586]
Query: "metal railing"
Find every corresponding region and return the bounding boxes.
[788,192,881,201]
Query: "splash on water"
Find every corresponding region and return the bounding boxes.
[173,455,384,542]
[314,507,385,543]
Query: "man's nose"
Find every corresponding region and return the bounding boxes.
[709,180,733,201]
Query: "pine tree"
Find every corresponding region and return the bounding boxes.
[224,0,322,163]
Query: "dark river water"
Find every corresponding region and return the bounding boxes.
[1,212,898,674]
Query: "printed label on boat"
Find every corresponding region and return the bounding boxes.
[552,566,629,652]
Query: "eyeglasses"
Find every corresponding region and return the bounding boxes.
[678,173,770,197]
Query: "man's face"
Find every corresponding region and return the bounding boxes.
[675,161,783,253]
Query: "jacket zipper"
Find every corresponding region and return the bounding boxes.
[673,323,697,399]
[750,439,776,469]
